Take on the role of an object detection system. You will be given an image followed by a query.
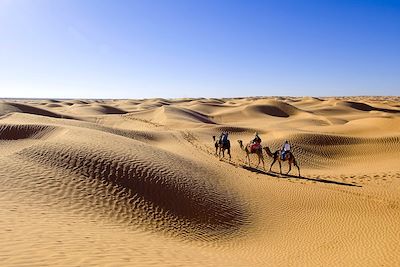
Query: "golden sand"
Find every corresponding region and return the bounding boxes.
[1,96,399,266]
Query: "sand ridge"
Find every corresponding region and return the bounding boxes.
[0,96,400,266]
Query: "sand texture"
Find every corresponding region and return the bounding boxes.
[1,96,400,266]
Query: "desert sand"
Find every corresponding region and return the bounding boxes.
[0,96,400,266]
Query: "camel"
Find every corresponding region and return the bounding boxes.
[237,140,265,169]
[213,136,231,160]
[264,147,301,177]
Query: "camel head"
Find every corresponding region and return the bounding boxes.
[237,140,243,148]
[263,146,274,157]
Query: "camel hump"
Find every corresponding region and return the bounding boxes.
[250,143,261,153]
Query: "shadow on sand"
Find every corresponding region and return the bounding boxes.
[240,165,361,187]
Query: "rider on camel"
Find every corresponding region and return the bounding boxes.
[281,140,291,160]
[250,132,262,152]
[252,132,261,144]
[219,132,229,146]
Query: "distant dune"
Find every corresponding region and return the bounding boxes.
[1,96,400,266]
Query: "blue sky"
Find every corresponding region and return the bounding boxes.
[0,0,399,98]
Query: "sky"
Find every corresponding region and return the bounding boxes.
[0,0,399,98]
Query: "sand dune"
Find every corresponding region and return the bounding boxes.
[0,102,74,120]
[1,96,400,266]
[0,124,56,140]
[65,104,128,115]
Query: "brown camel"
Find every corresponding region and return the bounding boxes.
[237,140,265,169]
[264,147,301,177]
[213,136,231,160]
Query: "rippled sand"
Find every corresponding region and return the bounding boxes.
[1,96,400,266]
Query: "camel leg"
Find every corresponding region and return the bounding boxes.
[246,153,251,167]
[228,148,231,161]
[279,160,282,174]
[287,161,292,174]
[269,158,276,172]
[261,155,265,170]
[294,159,301,177]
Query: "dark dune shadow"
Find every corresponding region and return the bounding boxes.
[98,105,127,114]
[165,106,216,124]
[343,101,400,114]
[245,104,289,117]
[7,103,75,119]
[240,165,361,187]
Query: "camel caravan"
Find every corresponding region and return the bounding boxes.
[213,132,301,177]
